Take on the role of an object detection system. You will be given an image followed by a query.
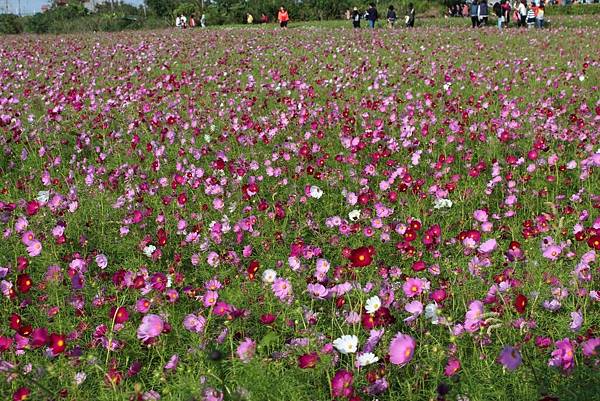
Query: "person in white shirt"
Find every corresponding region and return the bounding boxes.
[200,14,206,28]
[517,0,527,27]
[181,15,187,28]
[175,15,181,28]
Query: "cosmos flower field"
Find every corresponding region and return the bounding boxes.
[0,22,599,401]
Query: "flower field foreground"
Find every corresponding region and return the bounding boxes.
[0,24,599,401]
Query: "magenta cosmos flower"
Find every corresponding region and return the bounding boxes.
[136,314,164,342]
[389,333,416,366]
[331,369,354,398]
[548,338,575,372]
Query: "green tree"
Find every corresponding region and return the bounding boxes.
[145,0,180,17]
[0,14,23,34]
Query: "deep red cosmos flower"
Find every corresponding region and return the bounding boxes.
[110,307,129,324]
[259,313,276,325]
[50,333,67,355]
[16,274,33,293]
[13,387,31,401]
[247,260,260,280]
[297,352,320,369]
[587,235,600,250]
[9,313,22,331]
[514,294,528,314]
[350,246,374,267]
[156,228,167,246]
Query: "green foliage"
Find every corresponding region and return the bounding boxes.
[145,0,181,17]
[545,3,600,15]
[173,2,200,18]
[24,1,88,33]
[0,14,23,34]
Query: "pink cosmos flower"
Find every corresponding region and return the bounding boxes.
[582,338,600,357]
[183,314,206,333]
[15,217,28,233]
[164,354,179,371]
[272,278,292,302]
[26,240,42,257]
[543,245,562,261]
[389,333,416,366]
[307,283,328,299]
[137,314,164,342]
[570,310,583,332]
[203,290,219,307]
[478,239,497,253]
[464,300,484,333]
[402,277,426,298]
[21,231,35,246]
[95,254,108,269]
[548,338,575,372]
[135,298,151,314]
[473,209,488,223]
[444,358,461,376]
[236,337,256,363]
[404,300,423,323]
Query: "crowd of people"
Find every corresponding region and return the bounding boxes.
[447,0,547,30]
[175,14,205,28]
[174,1,555,31]
[348,3,416,29]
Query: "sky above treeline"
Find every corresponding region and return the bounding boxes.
[3,0,144,15]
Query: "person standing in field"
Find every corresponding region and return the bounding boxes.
[278,7,289,28]
[247,13,254,24]
[351,7,362,28]
[181,15,187,28]
[494,1,504,30]
[478,0,489,26]
[200,14,206,28]
[406,3,416,27]
[503,0,511,25]
[517,0,527,27]
[535,3,544,28]
[366,3,378,29]
[190,15,196,28]
[175,15,181,28]
[526,2,536,28]
[470,0,479,27]
[387,5,398,28]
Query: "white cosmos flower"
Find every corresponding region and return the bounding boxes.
[333,335,358,354]
[433,198,453,209]
[357,352,379,367]
[143,244,156,258]
[204,134,212,143]
[424,303,440,325]
[365,295,382,314]
[262,269,277,284]
[579,75,585,82]
[309,185,323,199]
[348,209,361,222]
[37,190,50,203]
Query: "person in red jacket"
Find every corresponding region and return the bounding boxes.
[278,7,289,28]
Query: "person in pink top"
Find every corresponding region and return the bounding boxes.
[278,7,289,28]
